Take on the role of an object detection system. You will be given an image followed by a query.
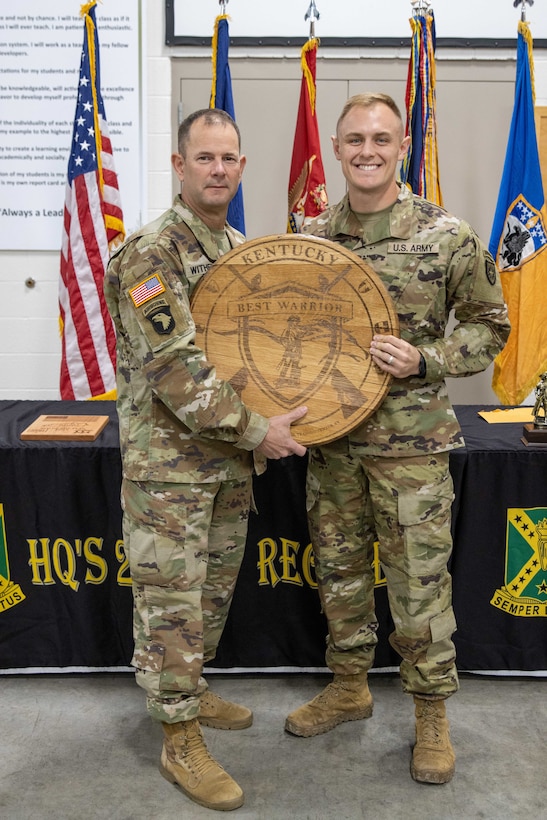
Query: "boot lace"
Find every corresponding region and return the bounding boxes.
[418,702,442,746]
[313,681,347,705]
[176,723,223,777]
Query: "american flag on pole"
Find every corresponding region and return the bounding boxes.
[59,0,125,400]
[400,5,443,206]
[287,37,328,233]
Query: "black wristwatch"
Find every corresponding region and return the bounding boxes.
[418,353,426,379]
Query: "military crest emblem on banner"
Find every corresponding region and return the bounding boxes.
[0,504,26,613]
[498,196,547,271]
[491,507,547,618]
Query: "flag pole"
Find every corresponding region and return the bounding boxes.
[401,1,443,205]
[210,0,245,233]
[305,1,320,39]
[489,6,547,405]
[287,2,328,233]
[59,0,124,401]
[513,0,534,23]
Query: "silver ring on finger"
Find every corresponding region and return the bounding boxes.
[388,354,394,365]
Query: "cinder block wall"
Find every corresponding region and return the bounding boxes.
[1,0,545,403]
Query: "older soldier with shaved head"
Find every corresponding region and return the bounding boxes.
[284,93,510,784]
[105,108,306,812]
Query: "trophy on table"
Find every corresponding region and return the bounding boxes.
[522,372,547,445]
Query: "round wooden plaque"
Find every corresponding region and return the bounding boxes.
[190,234,399,446]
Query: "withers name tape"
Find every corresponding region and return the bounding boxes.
[129,274,166,308]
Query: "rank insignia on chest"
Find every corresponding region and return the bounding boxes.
[129,274,166,307]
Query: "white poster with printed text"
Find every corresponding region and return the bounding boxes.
[0,0,142,250]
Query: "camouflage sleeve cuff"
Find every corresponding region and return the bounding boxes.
[236,411,269,451]
[419,346,445,382]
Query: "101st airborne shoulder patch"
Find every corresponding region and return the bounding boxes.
[491,507,547,618]
[142,299,175,335]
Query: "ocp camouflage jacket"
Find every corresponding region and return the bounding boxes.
[303,185,511,455]
[104,196,268,483]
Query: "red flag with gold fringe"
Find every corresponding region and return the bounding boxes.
[287,38,328,233]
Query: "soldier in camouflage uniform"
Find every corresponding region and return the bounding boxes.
[284,93,510,784]
[104,109,306,812]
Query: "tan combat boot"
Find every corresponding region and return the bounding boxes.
[411,697,456,784]
[159,718,244,810]
[199,690,253,730]
[285,673,373,737]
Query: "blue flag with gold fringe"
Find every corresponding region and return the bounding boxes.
[489,20,547,405]
[210,14,245,234]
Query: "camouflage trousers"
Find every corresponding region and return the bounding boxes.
[307,440,459,698]
[121,476,252,723]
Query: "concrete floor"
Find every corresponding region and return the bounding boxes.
[2,671,545,819]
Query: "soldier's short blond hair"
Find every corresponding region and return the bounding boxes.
[336,93,404,137]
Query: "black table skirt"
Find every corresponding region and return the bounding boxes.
[0,400,546,674]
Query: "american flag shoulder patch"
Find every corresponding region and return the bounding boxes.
[129,274,166,308]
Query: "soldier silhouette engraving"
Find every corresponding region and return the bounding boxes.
[276,315,306,387]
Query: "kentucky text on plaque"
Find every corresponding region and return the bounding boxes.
[190,234,399,445]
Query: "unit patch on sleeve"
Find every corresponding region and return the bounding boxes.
[129,274,166,308]
[142,299,175,335]
[485,256,497,286]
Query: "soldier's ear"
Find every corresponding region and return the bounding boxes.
[172,153,184,182]
[399,136,411,160]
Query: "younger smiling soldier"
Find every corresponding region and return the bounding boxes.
[284,93,510,784]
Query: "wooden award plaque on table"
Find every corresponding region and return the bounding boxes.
[20,415,109,441]
[190,234,399,445]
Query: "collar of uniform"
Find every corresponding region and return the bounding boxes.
[328,185,417,244]
[388,184,417,240]
[171,195,241,261]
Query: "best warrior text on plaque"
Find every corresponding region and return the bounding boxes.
[190,234,399,445]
